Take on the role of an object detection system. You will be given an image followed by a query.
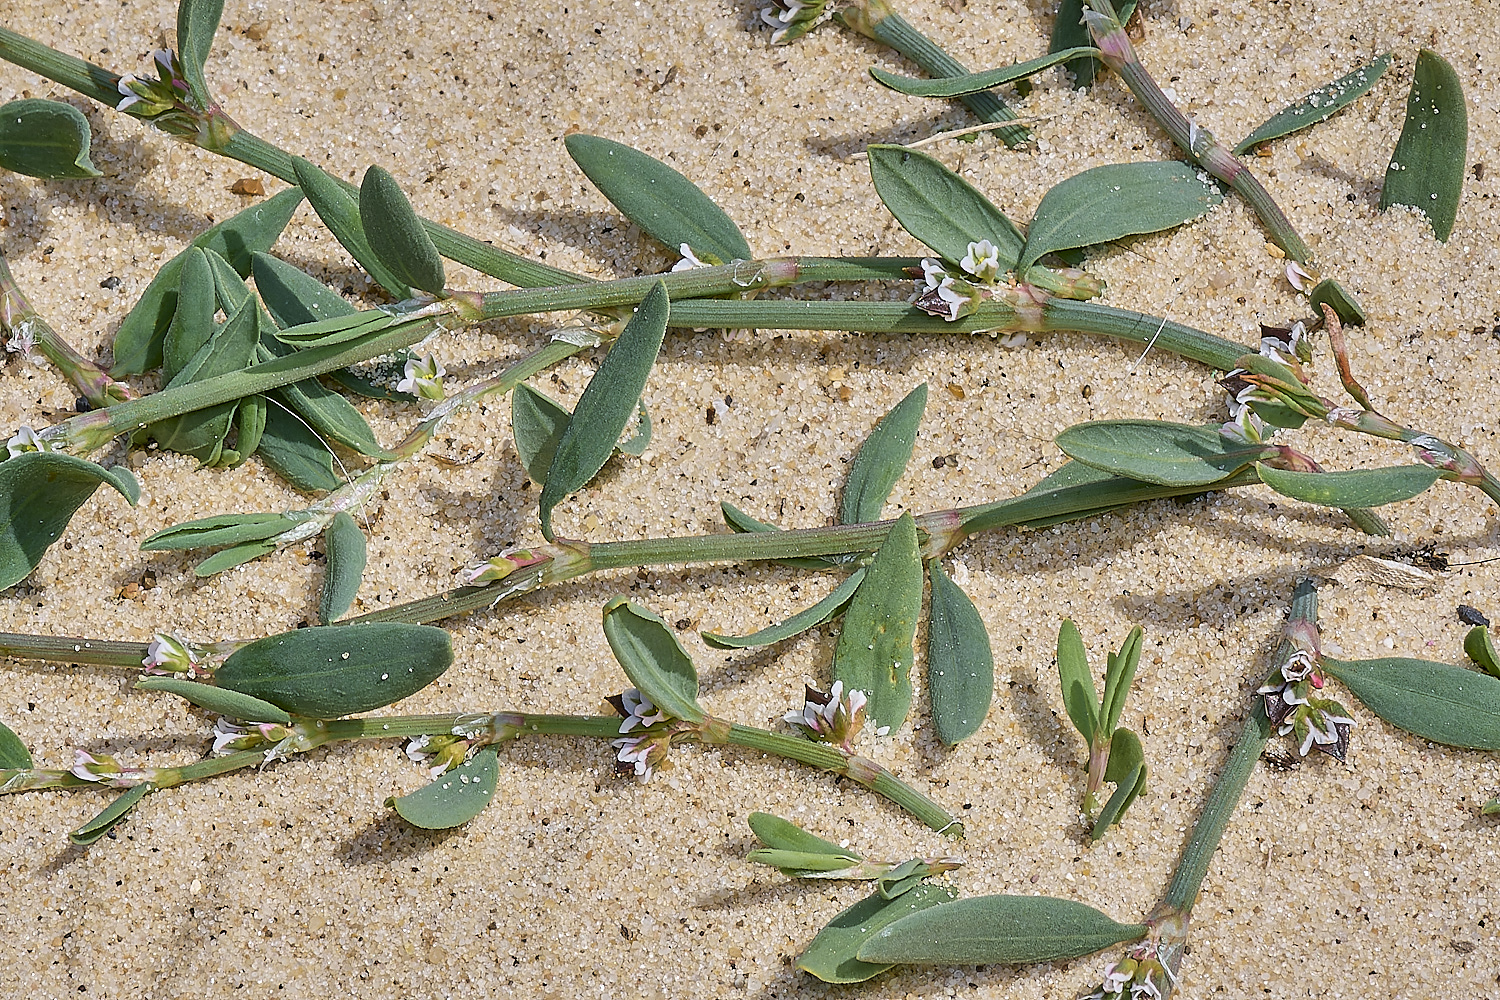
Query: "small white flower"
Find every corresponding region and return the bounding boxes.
[1285,261,1314,293]
[213,719,249,755]
[611,735,665,781]
[919,257,949,290]
[143,632,198,674]
[396,353,446,399]
[151,49,176,77]
[1279,649,1318,682]
[116,74,144,112]
[405,735,432,762]
[1325,405,1364,426]
[6,425,50,458]
[670,243,709,272]
[70,750,108,782]
[1219,406,1268,445]
[958,240,1003,283]
[5,324,36,359]
[1101,962,1132,994]
[930,277,968,321]
[619,688,668,733]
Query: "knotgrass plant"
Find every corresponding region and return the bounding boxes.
[0,0,1495,995]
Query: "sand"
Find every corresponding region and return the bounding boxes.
[1,0,1498,996]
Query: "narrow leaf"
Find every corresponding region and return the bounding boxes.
[1017,161,1222,273]
[0,453,139,589]
[0,98,101,178]
[251,252,358,328]
[926,559,994,746]
[1380,49,1467,242]
[193,539,278,576]
[318,511,366,625]
[701,569,865,649]
[271,379,390,458]
[870,47,1099,98]
[291,157,411,298]
[1464,626,1500,679]
[214,623,453,718]
[747,849,864,873]
[1322,656,1500,749]
[176,0,225,107]
[134,677,292,725]
[1233,54,1391,154]
[1049,0,1101,87]
[359,165,446,295]
[110,186,304,375]
[1254,463,1440,508]
[867,145,1023,270]
[858,894,1146,965]
[539,282,669,540]
[1056,420,1272,487]
[162,247,217,382]
[0,720,32,768]
[512,383,572,485]
[564,134,752,264]
[748,811,858,858]
[272,310,396,348]
[387,746,500,830]
[1056,619,1098,743]
[601,597,706,723]
[841,383,926,525]
[254,403,342,492]
[1099,626,1143,737]
[1091,727,1146,841]
[832,512,923,733]
[797,883,958,984]
[70,783,152,846]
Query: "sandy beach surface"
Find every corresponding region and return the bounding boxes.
[1,1,1498,996]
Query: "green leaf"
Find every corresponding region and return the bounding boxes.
[254,403,342,492]
[1308,277,1367,327]
[870,47,1099,99]
[601,597,706,723]
[359,165,446,295]
[1049,0,1101,87]
[564,134,752,265]
[1017,161,1222,273]
[1380,49,1467,242]
[317,511,366,625]
[134,677,292,725]
[926,559,994,746]
[748,811,858,858]
[1322,656,1500,750]
[797,883,958,984]
[387,746,499,830]
[841,383,926,525]
[70,783,152,846]
[616,401,652,457]
[214,623,453,718]
[272,310,397,348]
[148,293,261,465]
[1233,54,1391,154]
[1099,626,1143,737]
[0,453,139,589]
[145,515,293,560]
[251,252,358,328]
[1091,727,1146,841]
[747,849,864,873]
[0,98,101,178]
[1464,626,1500,679]
[176,0,224,108]
[291,157,411,299]
[234,391,266,461]
[0,720,32,768]
[193,539,278,576]
[867,145,1024,271]
[832,512,923,733]
[162,247,218,382]
[1254,463,1440,508]
[538,281,669,540]
[1055,420,1271,487]
[857,894,1146,965]
[270,377,391,458]
[1056,619,1098,743]
[110,186,304,375]
[512,383,573,486]
[701,569,865,649]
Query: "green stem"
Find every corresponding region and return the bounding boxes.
[0,253,132,408]
[0,632,149,667]
[0,26,122,107]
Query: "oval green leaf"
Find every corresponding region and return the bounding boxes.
[110,186,304,375]
[254,404,342,493]
[748,811,858,858]
[251,251,359,328]
[0,98,101,178]
[832,512,922,734]
[1233,54,1390,154]
[1056,618,1098,743]
[1464,626,1500,679]
[387,745,499,830]
[359,165,446,295]
[176,0,224,108]
[271,377,391,458]
[291,157,411,299]
[0,452,139,589]
[841,383,926,525]
[1381,49,1467,242]
[0,720,32,768]
[318,511,366,625]
[869,47,1099,99]
[538,281,669,540]
[512,383,572,485]
[162,247,217,382]
[135,676,292,725]
[1056,420,1270,486]
[1308,277,1367,327]
[70,782,152,846]
[1017,161,1223,273]
[564,134,752,265]
[142,511,302,552]
[701,568,865,649]
[858,894,1146,965]
[867,145,1023,271]
[1322,656,1500,749]
[214,622,453,718]
[1255,463,1440,508]
[601,597,705,724]
[798,883,958,984]
[926,559,994,746]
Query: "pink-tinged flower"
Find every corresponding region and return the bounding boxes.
[70,750,114,782]
[1219,405,1269,445]
[142,633,198,675]
[1285,260,1315,293]
[617,688,668,734]
[212,719,292,755]
[611,734,670,781]
[912,262,986,322]
[785,681,867,749]
[396,353,446,399]
[5,322,36,359]
[1259,321,1310,365]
